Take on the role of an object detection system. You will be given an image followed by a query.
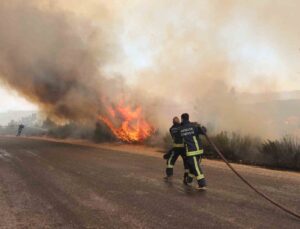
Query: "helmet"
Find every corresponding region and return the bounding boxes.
[181,113,189,121]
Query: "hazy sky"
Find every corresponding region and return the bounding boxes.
[0,87,38,112]
[1,0,300,112]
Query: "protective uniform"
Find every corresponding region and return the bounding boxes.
[16,124,25,136]
[165,123,189,178]
[180,120,206,188]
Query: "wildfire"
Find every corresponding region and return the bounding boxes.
[98,101,155,143]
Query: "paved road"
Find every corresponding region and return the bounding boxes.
[0,137,299,228]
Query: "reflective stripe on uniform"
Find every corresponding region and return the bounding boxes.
[188,173,194,178]
[193,156,204,180]
[167,152,174,168]
[193,136,200,150]
[173,143,184,148]
[186,149,203,157]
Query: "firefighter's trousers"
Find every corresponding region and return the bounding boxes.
[186,155,206,187]
[166,147,188,177]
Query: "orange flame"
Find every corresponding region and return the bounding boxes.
[98,101,155,143]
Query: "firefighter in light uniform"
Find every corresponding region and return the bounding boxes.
[164,117,189,180]
[180,113,207,189]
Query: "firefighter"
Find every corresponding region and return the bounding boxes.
[180,113,207,190]
[16,124,25,136]
[164,117,189,181]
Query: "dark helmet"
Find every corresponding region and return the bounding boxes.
[181,113,189,122]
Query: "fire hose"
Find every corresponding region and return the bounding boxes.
[204,133,300,220]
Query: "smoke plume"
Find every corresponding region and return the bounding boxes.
[125,0,300,138]
[0,0,120,123]
[0,0,299,139]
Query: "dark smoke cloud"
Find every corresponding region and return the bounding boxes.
[0,0,119,122]
[1,0,299,140]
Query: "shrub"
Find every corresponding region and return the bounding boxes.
[93,122,116,142]
[260,136,300,170]
[204,132,261,163]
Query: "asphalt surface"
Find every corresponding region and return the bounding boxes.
[0,136,299,229]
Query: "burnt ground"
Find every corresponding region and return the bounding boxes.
[0,136,299,228]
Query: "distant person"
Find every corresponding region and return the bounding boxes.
[164,117,189,181]
[16,124,25,136]
[180,113,207,190]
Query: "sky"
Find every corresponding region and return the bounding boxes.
[1,0,300,113]
[0,87,38,112]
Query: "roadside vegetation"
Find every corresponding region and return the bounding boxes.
[2,118,299,171]
[163,131,300,171]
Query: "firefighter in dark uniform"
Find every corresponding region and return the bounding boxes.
[180,113,207,189]
[164,117,189,181]
[16,124,25,136]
